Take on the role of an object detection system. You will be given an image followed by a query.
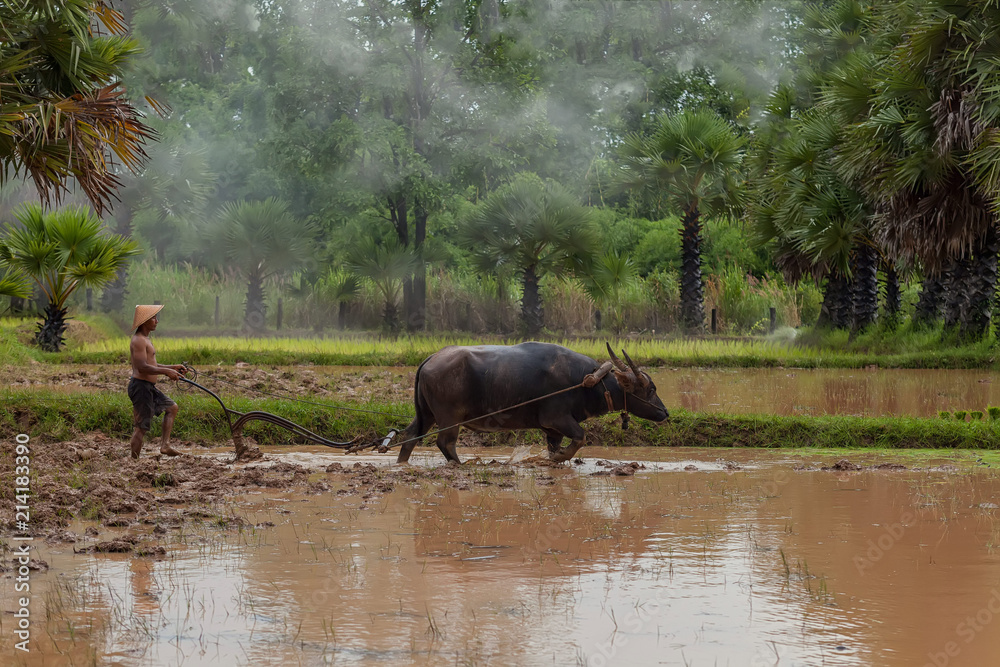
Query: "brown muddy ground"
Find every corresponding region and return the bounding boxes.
[0,433,588,543]
[0,362,414,403]
[0,426,923,544]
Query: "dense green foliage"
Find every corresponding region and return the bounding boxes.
[3,1,1000,345]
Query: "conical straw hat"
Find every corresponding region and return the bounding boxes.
[132,304,164,332]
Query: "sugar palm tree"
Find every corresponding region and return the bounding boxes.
[315,269,361,330]
[0,203,139,350]
[749,1,885,332]
[345,236,418,334]
[618,110,745,333]
[0,1,155,214]
[458,174,599,336]
[835,0,1000,340]
[0,263,29,300]
[578,251,638,333]
[207,198,316,333]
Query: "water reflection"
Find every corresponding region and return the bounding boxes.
[4,448,1000,666]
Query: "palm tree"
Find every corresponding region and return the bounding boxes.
[578,251,638,333]
[458,175,599,336]
[0,1,155,214]
[834,0,1000,340]
[0,264,29,300]
[749,1,887,333]
[0,203,139,351]
[315,269,361,330]
[618,110,745,333]
[207,198,316,333]
[345,237,418,334]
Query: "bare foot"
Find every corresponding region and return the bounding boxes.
[159,445,183,457]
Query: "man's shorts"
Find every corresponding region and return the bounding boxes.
[127,378,176,432]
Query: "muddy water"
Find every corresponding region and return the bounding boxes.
[4,447,1000,666]
[653,367,1000,418]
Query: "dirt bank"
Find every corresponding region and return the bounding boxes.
[0,362,415,403]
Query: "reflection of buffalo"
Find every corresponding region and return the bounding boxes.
[397,342,669,464]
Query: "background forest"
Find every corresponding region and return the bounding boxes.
[3,0,1000,346]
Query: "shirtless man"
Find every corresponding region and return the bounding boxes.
[128,305,186,458]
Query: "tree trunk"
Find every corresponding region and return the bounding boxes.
[942,255,971,332]
[521,264,544,337]
[851,243,879,333]
[816,271,849,329]
[679,206,705,334]
[407,206,427,332]
[35,302,69,352]
[383,298,400,335]
[244,273,267,334]
[959,224,999,341]
[882,261,902,330]
[913,273,944,328]
[338,301,347,330]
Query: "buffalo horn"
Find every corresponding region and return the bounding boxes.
[606,342,628,371]
[621,348,649,388]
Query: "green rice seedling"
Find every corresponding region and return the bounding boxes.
[939,411,951,420]
[955,411,968,421]
[971,411,984,421]
[989,407,1000,421]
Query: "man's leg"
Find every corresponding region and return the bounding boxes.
[131,408,146,458]
[160,403,182,456]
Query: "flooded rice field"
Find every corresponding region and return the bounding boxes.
[4,446,1000,666]
[656,367,1000,418]
[6,363,1000,418]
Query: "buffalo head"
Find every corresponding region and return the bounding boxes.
[606,343,669,423]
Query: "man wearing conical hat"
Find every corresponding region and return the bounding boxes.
[128,305,187,458]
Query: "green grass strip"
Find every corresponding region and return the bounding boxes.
[18,335,1000,369]
[4,389,998,450]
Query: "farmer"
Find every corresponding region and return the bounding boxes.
[128,304,186,459]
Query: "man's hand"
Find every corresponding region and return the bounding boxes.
[164,368,182,381]
[169,364,187,374]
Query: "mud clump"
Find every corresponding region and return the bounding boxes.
[821,459,909,472]
[75,535,140,554]
[591,460,645,476]
[823,459,863,471]
[0,432,318,538]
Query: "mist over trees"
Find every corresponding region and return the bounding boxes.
[4,0,1000,341]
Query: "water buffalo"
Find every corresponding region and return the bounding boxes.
[396,342,668,464]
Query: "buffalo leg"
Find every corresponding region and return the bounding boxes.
[435,426,462,464]
[545,419,586,463]
[542,428,564,455]
[549,438,586,463]
[397,416,433,463]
